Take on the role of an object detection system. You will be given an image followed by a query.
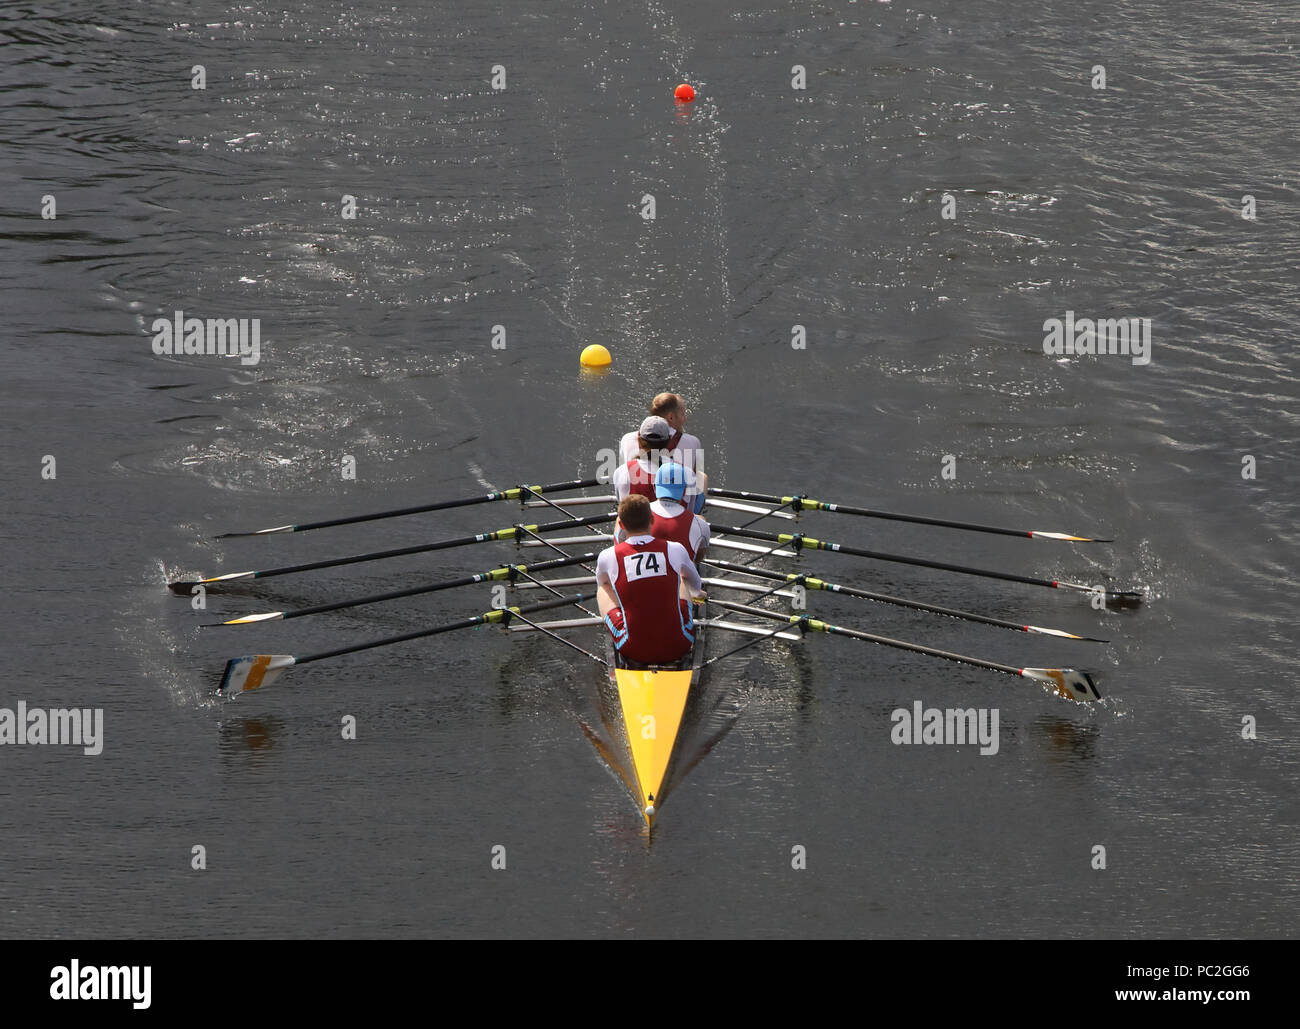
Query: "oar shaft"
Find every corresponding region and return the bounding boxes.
[704,559,1037,634]
[708,488,1109,542]
[252,513,612,582]
[218,478,601,537]
[710,525,1061,590]
[282,553,598,620]
[296,592,596,664]
[709,598,1023,677]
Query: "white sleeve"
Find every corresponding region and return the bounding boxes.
[596,548,619,587]
[618,432,638,465]
[666,541,703,593]
[690,516,710,554]
[678,433,704,473]
[612,463,630,500]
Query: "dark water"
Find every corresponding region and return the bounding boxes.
[3,0,1297,937]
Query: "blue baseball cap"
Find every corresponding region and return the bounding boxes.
[654,462,694,501]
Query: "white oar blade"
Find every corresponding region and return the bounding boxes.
[1021,668,1102,703]
[215,524,295,539]
[1025,624,1107,642]
[1029,531,1112,543]
[221,612,285,625]
[207,571,257,583]
[218,655,296,696]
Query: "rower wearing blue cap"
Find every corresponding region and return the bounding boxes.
[650,462,710,567]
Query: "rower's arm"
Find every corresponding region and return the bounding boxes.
[611,464,630,502]
[594,549,620,617]
[667,542,705,597]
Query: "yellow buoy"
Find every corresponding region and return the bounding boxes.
[580,344,612,368]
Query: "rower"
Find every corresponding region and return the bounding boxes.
[597,495,705,666]
[617,392,708,513]
[613,416,674,503]
[650,462,710,568]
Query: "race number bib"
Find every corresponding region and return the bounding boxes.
[622,550,667,581]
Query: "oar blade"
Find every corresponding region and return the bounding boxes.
[218,655,296,696]
[1030,531,1113,543]
[1020,668,1102,703]
[168,570,256,595]
[1025,624,1109,643]
[213,525,295,539]
[1106,590,1145,607]
[207,611,285,627]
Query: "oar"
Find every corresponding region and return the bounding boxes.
[703,559,1107,642]
[205,552,599,625]
[169,512,614,594]
[709,488,1111,542]
[708,598,1102,703]
[708,525,1144,604]
[218,591,596,695]
[214,477,601,538]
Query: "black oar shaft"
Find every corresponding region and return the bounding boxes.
[251,513,611,582]
[711,488,1032,539]
[218,478,601,537]
[296,592,596,665]
[282,553,598,619]
[705,559,1033,634]
[816,621,1022,676]
[708,488,1110,542]
[709,598,1023,678]
[710,525,1060,590]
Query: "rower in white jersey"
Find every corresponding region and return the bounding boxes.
[650,462,710,568]
[613,415,674,504]
[614,461,710,568]
[617,393,708,514]
[596,495,705,665]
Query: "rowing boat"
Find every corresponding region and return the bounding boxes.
[179,476,1139,831]
[604,603,708,828]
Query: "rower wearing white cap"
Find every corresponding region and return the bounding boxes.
[617,392,708,513]
[613,415,674,503]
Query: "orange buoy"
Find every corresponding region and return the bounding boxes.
[674,82,695,103]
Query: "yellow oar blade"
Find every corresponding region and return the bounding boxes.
[616,666,693,825]
[218,655,296,695]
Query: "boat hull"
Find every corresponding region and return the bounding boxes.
[607,605,707,828]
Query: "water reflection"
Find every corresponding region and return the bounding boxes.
[217,715,281,759]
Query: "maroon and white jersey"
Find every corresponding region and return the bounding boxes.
[596,535,703,664]
[618,428,703,472]
[612,457,659,502]
[649,499,710,563]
